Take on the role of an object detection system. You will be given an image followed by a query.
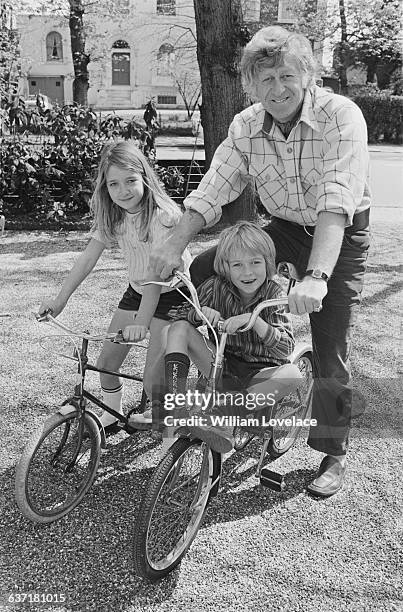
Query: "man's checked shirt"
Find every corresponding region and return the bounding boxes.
[187,276,295,365]
[184,85,371,228]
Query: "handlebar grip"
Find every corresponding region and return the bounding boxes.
[111,329,150,344]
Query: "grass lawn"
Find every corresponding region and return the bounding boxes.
[0,208,401,612]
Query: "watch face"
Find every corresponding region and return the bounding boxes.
[313,269,321,278]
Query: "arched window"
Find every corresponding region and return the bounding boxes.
[46,32,63,61]
[157,43,175,75]
[112,40,130,85]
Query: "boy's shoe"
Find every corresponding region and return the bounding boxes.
[177,424,235,454]
[128,408,152,430]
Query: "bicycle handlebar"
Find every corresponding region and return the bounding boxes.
[141,271,289,335]
[36,310,149,345]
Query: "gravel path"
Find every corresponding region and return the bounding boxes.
[0,224,402,612]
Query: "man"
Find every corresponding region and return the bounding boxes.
[150,26,371,497]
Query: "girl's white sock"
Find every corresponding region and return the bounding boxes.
[100,384,123,427]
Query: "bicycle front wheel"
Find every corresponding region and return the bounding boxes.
[133,437,221,581]
[15,411,101,523]
[268,351,313,458]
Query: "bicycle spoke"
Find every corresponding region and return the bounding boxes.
[145,444,212,568]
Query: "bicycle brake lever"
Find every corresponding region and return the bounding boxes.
[35,308,53,322]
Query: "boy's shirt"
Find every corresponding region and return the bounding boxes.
[187,275,295,366]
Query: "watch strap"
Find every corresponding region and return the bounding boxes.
[305,269,329,282]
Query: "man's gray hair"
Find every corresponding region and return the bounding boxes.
[241,26,318,98]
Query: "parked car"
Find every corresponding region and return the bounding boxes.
[24,94,53,112]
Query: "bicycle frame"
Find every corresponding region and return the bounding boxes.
[37,315,145,451]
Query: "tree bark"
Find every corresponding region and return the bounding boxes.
[69,0,90,106]
[338,0,349,95]
[193,0,256,226]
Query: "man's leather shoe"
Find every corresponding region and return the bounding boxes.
[307,455,346,498]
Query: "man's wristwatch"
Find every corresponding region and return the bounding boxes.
[305,269,329,282]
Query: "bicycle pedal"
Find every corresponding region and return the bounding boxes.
[260,468,285,492]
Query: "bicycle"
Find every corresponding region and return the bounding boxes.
[132,265,314,580]
[15,318,148,524]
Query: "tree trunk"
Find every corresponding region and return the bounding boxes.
[193,0,256,226]
[366,58,377,83]
[338,0,349,95]
[69,0,90,106]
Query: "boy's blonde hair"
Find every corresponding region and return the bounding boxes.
[214,221,276,281]
[241,26,317,99]
[90,139,181,243]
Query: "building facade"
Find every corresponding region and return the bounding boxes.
[17,0,201,109]
[15,0,363,109]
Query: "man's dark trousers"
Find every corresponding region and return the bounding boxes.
[190,213,370,455]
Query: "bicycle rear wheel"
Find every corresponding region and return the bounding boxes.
[133,437,221,580]
[15,411,101,523]
[268,351,313,458]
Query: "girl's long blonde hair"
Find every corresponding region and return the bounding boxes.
[90,139,181,243]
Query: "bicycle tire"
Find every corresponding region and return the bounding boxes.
[15,411,101,523]
[133,436,221,581]
[268,351,313,458]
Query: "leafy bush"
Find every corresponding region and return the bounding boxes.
[352,92,403,144]
[0,104,184,226]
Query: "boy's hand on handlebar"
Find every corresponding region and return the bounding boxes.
[288,276,328,315]
[123,324,149,342]
[199,306,221,327]
[222,313,252,334]
[38,298,67,319]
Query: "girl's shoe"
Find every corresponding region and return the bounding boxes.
[128,408,152,430]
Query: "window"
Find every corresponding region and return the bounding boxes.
[46,32,63,61]
[56,81,61,86]
[114,0,130,15]
[277,0,298,23]
[157,0,175,16]
[112,39,130,49]
[31,80,36,86]
[157,95,176,105]
[157,43,175,75]
[112,40,130,85]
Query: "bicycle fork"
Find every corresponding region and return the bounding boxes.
[54,338,90,472]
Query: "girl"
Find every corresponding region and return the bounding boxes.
[133,221,303,452]
[38,139,192,431]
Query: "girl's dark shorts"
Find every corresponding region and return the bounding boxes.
[222,352,278,391]
[118,284,190,321]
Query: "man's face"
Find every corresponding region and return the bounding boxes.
[255,56,308,122]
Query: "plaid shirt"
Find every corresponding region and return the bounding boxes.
[184,86,371,228]
[187,276,295,365]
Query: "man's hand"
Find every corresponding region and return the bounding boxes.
[149,238,184,280]
[150,209,206,280]
[288,277,328,315]
[38,297,67,319]
[222,313,251,334]
[199,306,221,327]
[123,325,149,342]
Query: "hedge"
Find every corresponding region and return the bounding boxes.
[0,105,184,228]
[352,93,403,144]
